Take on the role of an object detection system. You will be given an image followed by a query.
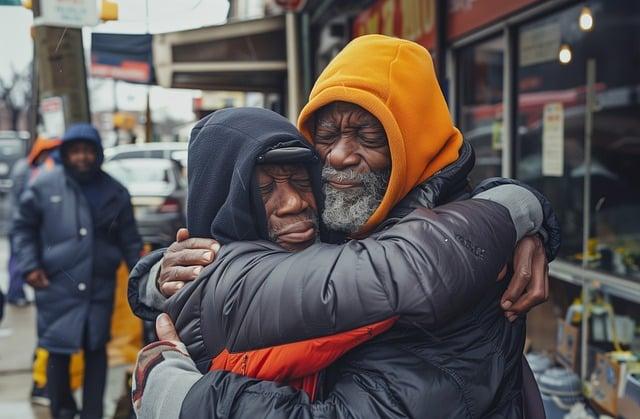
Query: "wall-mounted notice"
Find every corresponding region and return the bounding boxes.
[542,102,564,177]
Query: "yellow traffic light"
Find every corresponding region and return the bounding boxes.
[22,0,32,9]
[101,0,118,21]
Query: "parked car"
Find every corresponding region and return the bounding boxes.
[104,142,188,168]
[103,158,186,248]
[0,131,29,194]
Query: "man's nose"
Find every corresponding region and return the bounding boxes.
[274,183,309,216]
[327,136,361,170]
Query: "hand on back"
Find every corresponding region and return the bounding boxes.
[158,228,220,297]
[499,235,549,321]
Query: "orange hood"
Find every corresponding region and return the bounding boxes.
[297,34,463,236]
[28,137,61,166]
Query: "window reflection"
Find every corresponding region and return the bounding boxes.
[515,0,640,278]
[458,37,504,184]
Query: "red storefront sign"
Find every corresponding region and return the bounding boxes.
[447,0,542,40]
[353,0,437,51]
[272,0,307,12]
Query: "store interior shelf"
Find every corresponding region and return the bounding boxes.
[550,260,640,304]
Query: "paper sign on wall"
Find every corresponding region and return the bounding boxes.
[542,102,564,177]
[520,23,561,67]
[41,96,66,139]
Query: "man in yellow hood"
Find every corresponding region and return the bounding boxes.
[130,35,558,418]
[298,35,462,237]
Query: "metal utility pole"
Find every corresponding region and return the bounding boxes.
[32,0,91,133]
[580,58,597,381]
[144,0,153,142]
[285,11,301,123]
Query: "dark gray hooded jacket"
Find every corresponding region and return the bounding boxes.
[128,109,560,417]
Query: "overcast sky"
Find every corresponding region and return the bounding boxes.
[0,0,230,122]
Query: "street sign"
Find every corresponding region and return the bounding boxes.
[0,0,22,5]
[271,0,306,13]
[34,0,99,28]
[40,96,66,139]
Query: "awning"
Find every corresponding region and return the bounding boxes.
[153,15,287,92]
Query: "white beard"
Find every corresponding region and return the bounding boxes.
[321,164,391,234]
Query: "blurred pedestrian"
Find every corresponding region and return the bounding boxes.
[7,136,60,306]
[11,123,142,419]
[7,136,86,407]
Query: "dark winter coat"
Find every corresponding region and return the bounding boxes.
[12,124,142,353]
[129,138,560,417]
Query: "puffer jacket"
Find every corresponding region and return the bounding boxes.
[12,128,142,353]
[129,143,560,418]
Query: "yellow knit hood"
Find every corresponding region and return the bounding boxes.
[297,34,463,236]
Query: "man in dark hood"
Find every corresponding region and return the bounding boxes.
[182,107,323,248]
[129,107,554,418]
[12,123,142,419]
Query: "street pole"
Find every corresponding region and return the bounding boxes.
[285,11,301,123]
[32,0,91,134]
[580,58,596,380]
[27,31,39,151]
[144,0,152,142]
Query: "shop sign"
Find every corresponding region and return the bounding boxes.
[40,96,66,139]
[519,23,561,67]
[353,0,437,50]
[447,0,542,40]
[91,33,155,85]
[542,102,564,177]
[270,0,307,13]
[35,0,99,28]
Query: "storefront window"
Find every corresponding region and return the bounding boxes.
[515,0,640,279]
[458,37,504,184]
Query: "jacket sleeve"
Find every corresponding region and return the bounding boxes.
[128,249,166,320]
[116,190,143,271]
[11,186,43,276]
[179,199,518,354]
[472,177,561,261]
[134,341,409,419]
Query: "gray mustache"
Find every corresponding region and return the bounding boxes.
[321,166,369,183]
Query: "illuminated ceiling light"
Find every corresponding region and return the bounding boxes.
[559,44,572,64]
[579,6,594,31]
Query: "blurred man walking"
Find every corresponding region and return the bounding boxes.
[12,123,142,419]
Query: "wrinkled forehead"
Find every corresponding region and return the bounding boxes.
[255,163,310,180]
[313,101,383,128]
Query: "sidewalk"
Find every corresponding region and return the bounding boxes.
[0,235,130,419]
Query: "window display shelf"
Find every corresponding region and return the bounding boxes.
[551,260,640,305]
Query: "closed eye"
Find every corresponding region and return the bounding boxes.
[258,182,274,194]
[293,178,312,190]
[314,132,337,144]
